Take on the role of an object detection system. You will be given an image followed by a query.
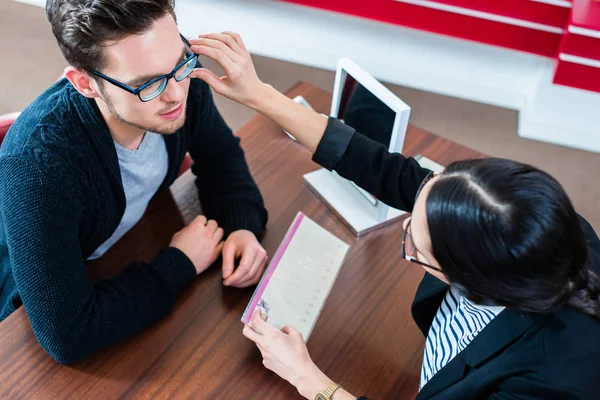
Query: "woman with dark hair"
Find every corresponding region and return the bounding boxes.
[189,33,600,399]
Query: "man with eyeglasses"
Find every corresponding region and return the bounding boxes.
[0,0,268,364]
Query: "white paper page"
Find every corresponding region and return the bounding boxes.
[242,212,350,340]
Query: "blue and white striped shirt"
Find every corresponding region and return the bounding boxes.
[420,286,505,390]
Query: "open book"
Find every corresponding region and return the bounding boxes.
[241,212,350,340]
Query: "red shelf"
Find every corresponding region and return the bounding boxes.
[280,0,600,92]
[430,0,569,28]
[571,0,600,30]
[281,0,561,56]
[554,59,600,93]
[560,31,600,61]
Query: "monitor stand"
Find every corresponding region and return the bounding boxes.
[303,168,406,236]
[303,155,445,236]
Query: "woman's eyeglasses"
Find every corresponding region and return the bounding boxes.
[401,171,442,272]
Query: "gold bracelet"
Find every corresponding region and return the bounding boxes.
[315,383,342,400]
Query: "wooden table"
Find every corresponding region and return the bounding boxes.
[0,82,484,399]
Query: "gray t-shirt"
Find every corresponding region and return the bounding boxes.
[88,132,169,260]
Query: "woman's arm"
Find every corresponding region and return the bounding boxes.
[189,32,327,153]
[188,32,431,211]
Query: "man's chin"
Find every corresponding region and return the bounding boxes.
[153,110,187,135]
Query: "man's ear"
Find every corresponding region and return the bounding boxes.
[64,66,102,99]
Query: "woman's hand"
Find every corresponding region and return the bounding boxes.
[189,32,328,153]
[188,32,270,109]
[243,311,333,399]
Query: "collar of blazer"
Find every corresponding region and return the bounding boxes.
[413,274,548,399]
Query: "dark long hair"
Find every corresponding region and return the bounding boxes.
[426,158,599,318]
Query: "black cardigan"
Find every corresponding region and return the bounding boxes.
[0,77,267,364]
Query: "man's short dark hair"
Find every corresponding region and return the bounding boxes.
[46,0,176,72]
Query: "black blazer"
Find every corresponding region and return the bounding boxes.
[313,118,600,399]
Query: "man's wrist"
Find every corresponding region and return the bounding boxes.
[227,229,257,241]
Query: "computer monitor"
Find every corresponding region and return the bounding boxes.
[338,76,396,150]
[304,58,411,235]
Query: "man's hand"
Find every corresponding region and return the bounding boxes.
[170,215,224,275]
[222,230,267,288]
